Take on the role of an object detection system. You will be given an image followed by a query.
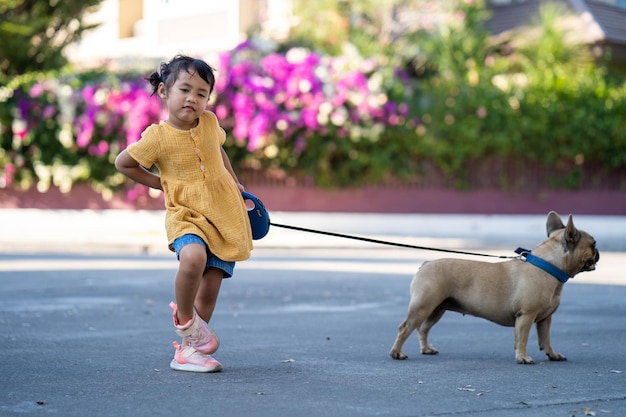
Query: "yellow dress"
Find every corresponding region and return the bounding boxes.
[127,111,253,262]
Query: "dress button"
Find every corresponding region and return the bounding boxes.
[200,165,205,171]
[196,148,201,153]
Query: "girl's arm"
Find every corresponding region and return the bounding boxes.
[221,147,244,192]
[115,149,162,190]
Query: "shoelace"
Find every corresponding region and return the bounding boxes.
[186,329,206,345]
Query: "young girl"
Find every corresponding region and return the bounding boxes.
[115,55,253,373]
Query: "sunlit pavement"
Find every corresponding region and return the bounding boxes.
[2,208,626,254]
[1,209,625,417]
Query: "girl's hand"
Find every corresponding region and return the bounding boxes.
[236,182,245,192]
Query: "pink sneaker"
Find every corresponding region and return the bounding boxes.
[170,341,223,373]
[170,302,220,354]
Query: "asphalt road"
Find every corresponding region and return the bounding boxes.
[1,247,625,417]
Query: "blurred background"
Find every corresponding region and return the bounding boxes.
[1,0,625,214]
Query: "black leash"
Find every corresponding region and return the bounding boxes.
[242,192,516,259]
[270,222,517,259]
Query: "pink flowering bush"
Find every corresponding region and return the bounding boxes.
[0,72,163,200]
[214,41,421,186]
[0,44,422,196]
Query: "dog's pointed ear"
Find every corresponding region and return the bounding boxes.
[546,211,565,236]
[564,213,581,245]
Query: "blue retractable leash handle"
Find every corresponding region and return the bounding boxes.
[242,192,271,240]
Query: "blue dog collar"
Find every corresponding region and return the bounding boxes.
[242,192,270,240]
[514,247,570,283]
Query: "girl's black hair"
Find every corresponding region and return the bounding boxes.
[145,55,216,96]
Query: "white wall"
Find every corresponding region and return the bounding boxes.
[65,0,248,69]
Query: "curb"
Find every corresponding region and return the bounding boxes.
[1,209,625,254]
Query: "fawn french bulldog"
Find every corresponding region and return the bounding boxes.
[390,211,599,364]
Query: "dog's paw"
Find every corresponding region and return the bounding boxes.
[420,345,439,355]
[546,352,567,361]
[516,355,535,365]
[390,351,408,360]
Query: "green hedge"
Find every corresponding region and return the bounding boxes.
[1,1,625,200]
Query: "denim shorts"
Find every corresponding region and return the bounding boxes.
[172,234,235,278]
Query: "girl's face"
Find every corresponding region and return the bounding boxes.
[158,70,212,130]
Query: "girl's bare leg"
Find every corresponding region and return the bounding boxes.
[194,267,223,323]
[174,243,207,324]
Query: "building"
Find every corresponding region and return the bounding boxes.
[65,0,293,70]
[487,0,626,65]
[69,0,626,71]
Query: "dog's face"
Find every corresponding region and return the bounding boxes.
[545,211,600,276]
